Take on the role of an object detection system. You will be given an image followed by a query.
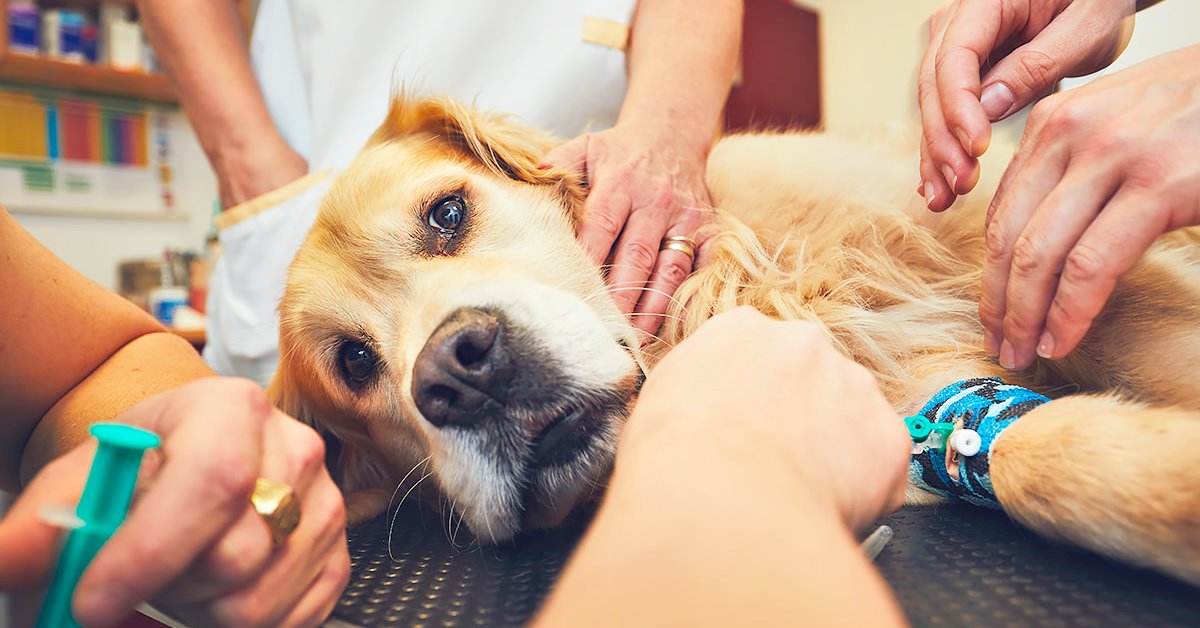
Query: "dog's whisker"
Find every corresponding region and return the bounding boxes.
[387,470,433,560]
[451,505,468,548]
[443,496,461,549]
[386,455,432,516]
[386,456,432,562]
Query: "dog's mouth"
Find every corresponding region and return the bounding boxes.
[528,406,589,467]
[509,397,621,534]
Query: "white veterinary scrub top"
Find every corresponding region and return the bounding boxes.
[206,0,636,385]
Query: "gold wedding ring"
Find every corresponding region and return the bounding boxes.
[660,235,697,260]
[251,477,301,546]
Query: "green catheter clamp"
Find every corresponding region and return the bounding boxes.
[904,414,954,453]
[37,423,160,628]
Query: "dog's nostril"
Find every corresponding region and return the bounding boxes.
[412,307,511,428]
[428,384,458,408]
[455,337,490,368]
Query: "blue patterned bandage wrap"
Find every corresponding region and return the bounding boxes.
[908,378,1050,508]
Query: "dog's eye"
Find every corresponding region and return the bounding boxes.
[338,341,379,387]
[427,196,466,234]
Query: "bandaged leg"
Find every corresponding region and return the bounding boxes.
[906,377,1049,508]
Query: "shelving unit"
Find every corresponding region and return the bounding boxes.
[0,0,177,102]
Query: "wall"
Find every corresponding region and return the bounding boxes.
[9,110,217,291]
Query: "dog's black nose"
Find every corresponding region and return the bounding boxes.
[412,307,511,428]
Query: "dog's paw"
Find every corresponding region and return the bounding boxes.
[344,488,392,525]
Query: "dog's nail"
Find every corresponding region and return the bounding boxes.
[999,340,1016,370]
[923,182,935,207]
[983,329,999,355]
[1037,331,1055,360]
[941,165,958,193]
[981,82,1015,121]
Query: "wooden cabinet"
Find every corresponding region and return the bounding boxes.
[0,0,176,102]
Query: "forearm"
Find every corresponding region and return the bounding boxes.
[621,0,742,153]
[137,0,294,192]
[19,332,214,485]
[537,429,906,626]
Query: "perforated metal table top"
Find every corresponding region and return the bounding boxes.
[332,502,1200,626]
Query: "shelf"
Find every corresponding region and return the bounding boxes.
[6,204,192,221]
[0,52,176,102]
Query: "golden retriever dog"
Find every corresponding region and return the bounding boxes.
[269,95,1200,584]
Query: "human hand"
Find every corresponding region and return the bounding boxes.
[541,119,715,339]
[919,0,1135,211]
[980,44,1200,370]
[213,137,308,209]
[625,307,910,532]
[0,377,349,627]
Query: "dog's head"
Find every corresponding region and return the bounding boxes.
[270,96,643,542]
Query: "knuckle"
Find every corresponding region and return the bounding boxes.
[1012,50,1059,92]
[1042,99,1086,138]
[1046,293,1095,333]
[1002,307,1038,340]
[620,239,658,271]
[289,424,327,479]
[1125,157,1174,191]
[333,551,352,589]
[1062,243,1109,286]
[587,209,624,240]
[789,320,827,346]
[917,74,938,103]
[205,537,269,584]
[1026,96,1059,130]
[977,297,1004,329]
[331,494,348,532]
[319,484,348,533]
[201,455,258,507]
[849,362,879,390]
[656,258,692,288]
[1009,235,1046,277]
[218,377,272,423]
[983,219,1012,262]
[1092,126,1136,157]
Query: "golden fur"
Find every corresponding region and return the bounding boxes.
[272,96,1200,583]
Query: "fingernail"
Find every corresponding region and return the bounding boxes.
[1037,331,1055,359]
[537,163,551,170]
[983,329,999,355]
[999,340,1016,370]
[954,126,972,153]
[923,181,935,207]
[941,165,958,193]
[980,83,1015,121]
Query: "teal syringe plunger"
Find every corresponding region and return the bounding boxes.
[37,423,160,628]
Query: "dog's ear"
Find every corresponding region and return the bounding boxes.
[369,95,588,212]
[267,369,388,491]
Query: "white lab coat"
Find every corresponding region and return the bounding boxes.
[205,0,636,385]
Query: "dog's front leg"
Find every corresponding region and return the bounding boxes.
[991,394,1200,585]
